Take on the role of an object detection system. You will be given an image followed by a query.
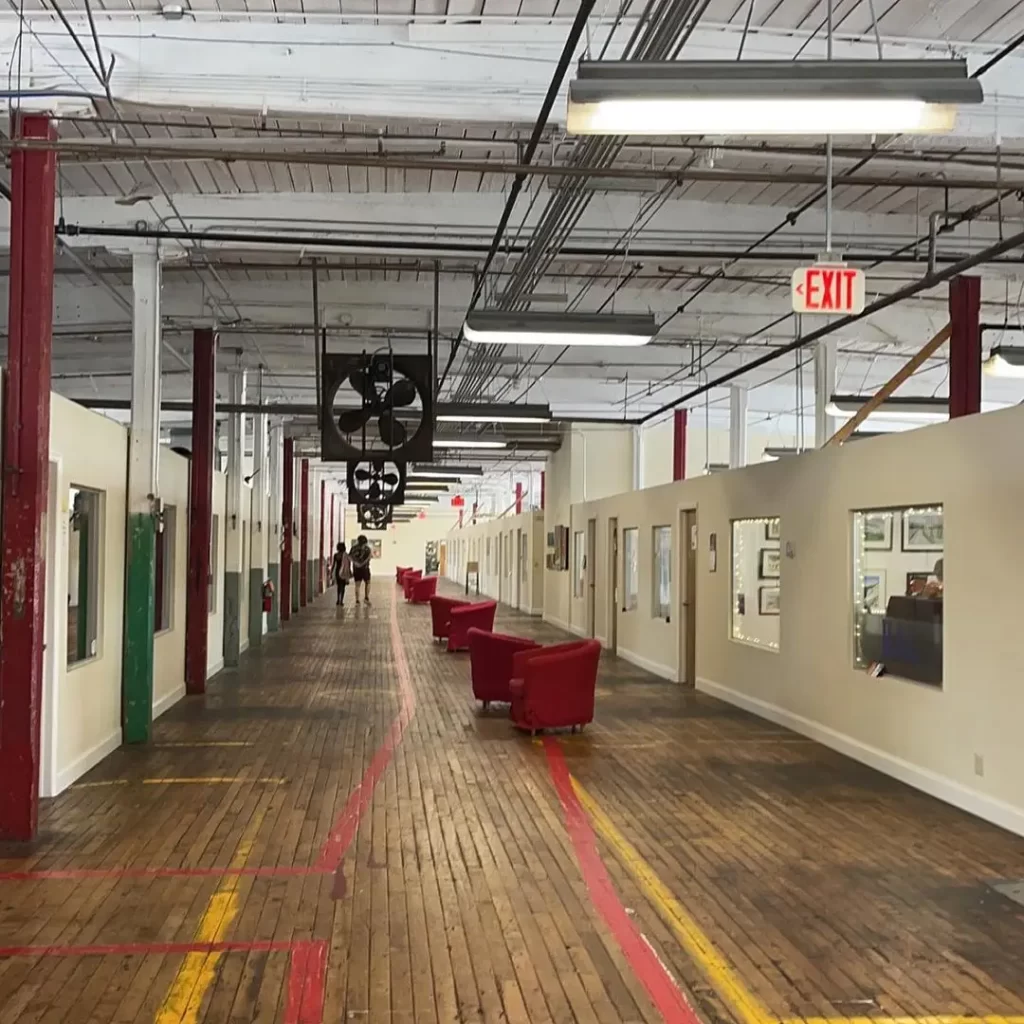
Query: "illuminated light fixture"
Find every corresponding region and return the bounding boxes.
[827,394,949,420]
[411,464,483,477]
[433,439,507,450]
[983,346,1024,378]
[566,59,982,137]
[464,310,656,348]
[436,402,552,425]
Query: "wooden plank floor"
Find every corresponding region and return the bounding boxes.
[0,581,1022,1023]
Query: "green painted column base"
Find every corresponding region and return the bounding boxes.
[267,562,281,632]
[123,513,156,744]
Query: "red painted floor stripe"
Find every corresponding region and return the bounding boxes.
[542,737,702,1024]
[283,940,328,1024]
[315,586,416,885]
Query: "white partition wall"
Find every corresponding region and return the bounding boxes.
[568,405,1024,838]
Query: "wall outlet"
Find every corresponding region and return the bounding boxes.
[974,753,985,778]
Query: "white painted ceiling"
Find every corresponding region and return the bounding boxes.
[1,0,1024,485]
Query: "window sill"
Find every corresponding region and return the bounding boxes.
[155,626,173,638]
[67,655,100,672]
[729,635,779,654]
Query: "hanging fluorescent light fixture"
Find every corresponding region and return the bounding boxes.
[827,394,949,419]
[433,439,508,450]
[436,402,552,424]
[411,464,484,477]
[983,346,1024,378]
[567,59,982,137]
[464,310,656,348]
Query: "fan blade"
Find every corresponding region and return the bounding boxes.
[337,408,372,434]
[384,378,417,408]
[355,468,371,481]
[382,472,399,486]
[378,415,408,448]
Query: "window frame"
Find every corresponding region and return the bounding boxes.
[729,516,781,652]
[652,525,671,621]
[622,527,639,612]
[67,486,104,669]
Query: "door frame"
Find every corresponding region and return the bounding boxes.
[608,517,619,653]
[677,507,698,686]
[41,457,63,798]
[515,527,522,610]
[585,518,597,638]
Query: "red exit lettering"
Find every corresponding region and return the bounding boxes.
[795,266,861,313]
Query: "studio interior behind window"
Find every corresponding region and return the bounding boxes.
[730,517,780,651]
[853,505,943,686]
[68,487,102,666]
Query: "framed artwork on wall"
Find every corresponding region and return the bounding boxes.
[764,519,781,541]
[902,509,943,551]
[861,570,886,613]
[906,571,931,596]
[758,586,780,615]
[758,548,781,580]
[861,512,893,551]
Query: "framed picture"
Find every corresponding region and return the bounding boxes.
[546,530,556,548]
[764,519,781,541]
[758,548,781,580]
[902,509,943,551]
[861,512,893,551]
[758,586,780,616]
[861,570,886,613]
[369,539,382,559]
[906,571,931,596]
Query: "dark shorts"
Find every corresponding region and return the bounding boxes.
[352,566,371,583]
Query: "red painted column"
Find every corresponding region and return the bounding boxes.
[185,328,216,695]
[300,458,309,607]
[281,439,294,622]
[540,472,545,511]
[515,481,523,514]
[949,276,982,419]
[672,409,687,481]
[0,114,57,841]
[318,479,325,594]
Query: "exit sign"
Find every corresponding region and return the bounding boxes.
[792,264,865,315]
[450,495,465,508]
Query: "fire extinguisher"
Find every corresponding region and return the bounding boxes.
[262,579,274,613]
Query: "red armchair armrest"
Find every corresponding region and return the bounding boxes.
[402,570,423,600]
[410,576,439,604]
[396,566,413,583]
[467,628,540,705]
[510,640,601,733]
[447,600,498,651]
[430,595,471,641]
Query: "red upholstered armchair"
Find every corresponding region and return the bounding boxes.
[396,566,413,583]
[402,570,423,600]
[409,575,439,604]
[447,600,498,652]
[509,640,601,734]
[430,595,470,642]
[467,628,540,707]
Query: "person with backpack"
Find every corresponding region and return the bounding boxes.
[332,541,352,605]
[349,535,373,605]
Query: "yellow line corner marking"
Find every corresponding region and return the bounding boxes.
[569,774,1024,1024]
[154,804,267,1024]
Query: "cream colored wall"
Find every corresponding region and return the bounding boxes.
[48,395,128,794]
[207,472,227,677]
[442,511,544,613]
[343,508,460,580]
[543,441,573,629]
[570,406,1024,836]
[153,446,189,718]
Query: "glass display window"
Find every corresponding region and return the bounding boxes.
[730,517,780,651]
[652,526,671,620]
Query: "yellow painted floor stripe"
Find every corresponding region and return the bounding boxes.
[154,805,267,1024]
[569,773,1024,1024]
[570,774,774,1024]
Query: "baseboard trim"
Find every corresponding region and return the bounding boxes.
[153,684,186,721]
[545,614,569,632]
[697,676,1024,839]
[596,635,610,649]
[55,728,121,795]
[206,658,224,681]
[568,623,588,638]
[619,646,676,682]
[239,639,250,655]
[525,606,543,617]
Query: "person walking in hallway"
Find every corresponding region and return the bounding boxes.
[350,534,372,605]
[332,541,352,605]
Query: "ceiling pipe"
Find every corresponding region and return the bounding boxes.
[58,224,1024,268]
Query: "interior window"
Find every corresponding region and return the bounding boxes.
[68,487,102,666]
